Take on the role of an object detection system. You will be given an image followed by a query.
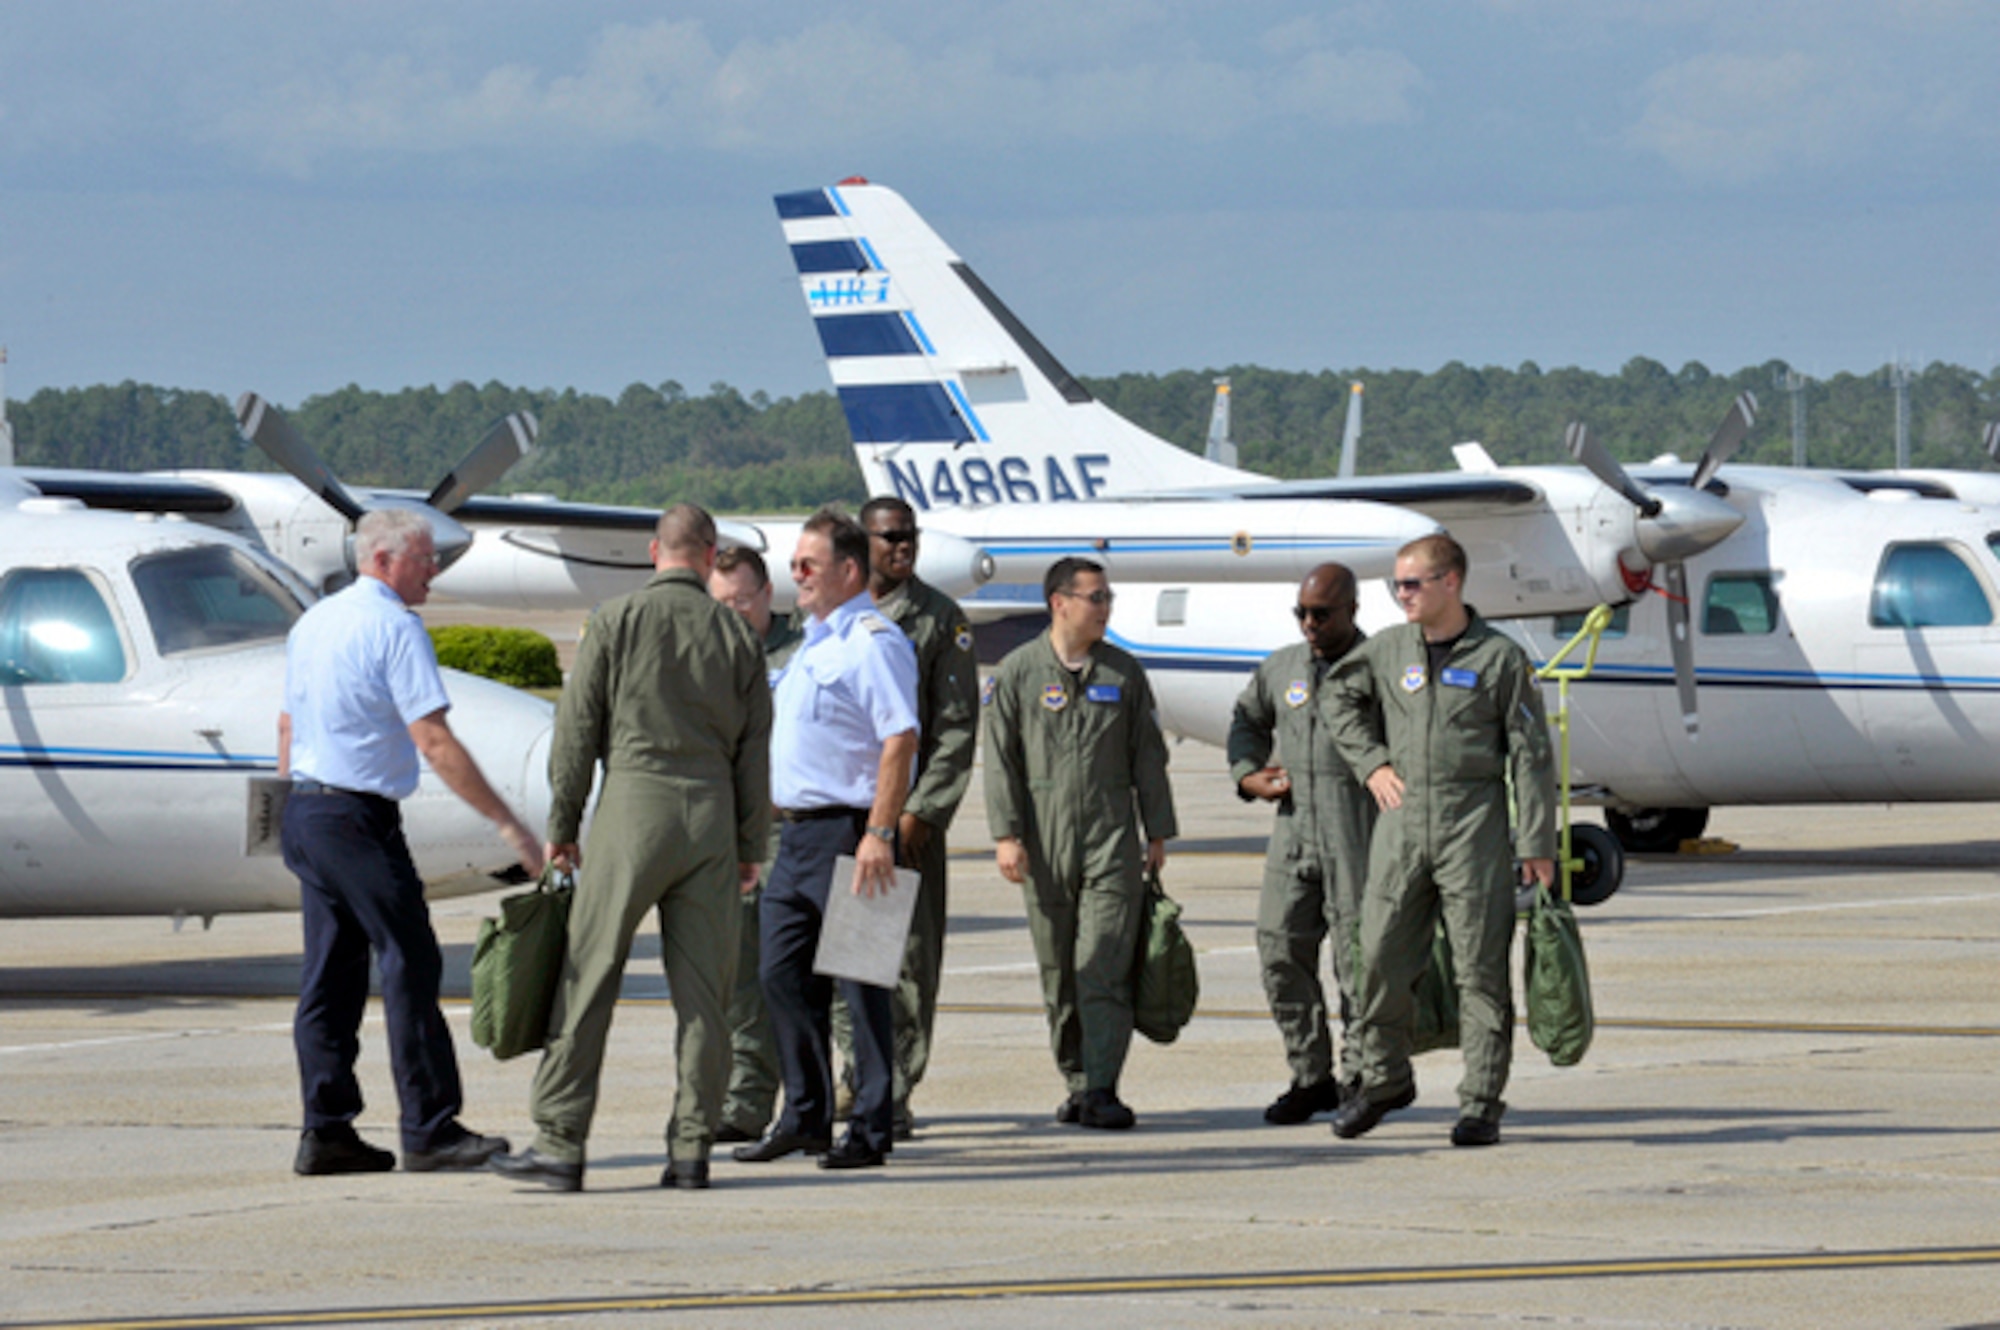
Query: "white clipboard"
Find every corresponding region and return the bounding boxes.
[813,854,920,989]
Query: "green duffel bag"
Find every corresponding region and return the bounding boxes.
[1133,869,1199,1044]
[470,868,574,1061]
[1410,918,1460,1054]
[1524,884,1594,1066]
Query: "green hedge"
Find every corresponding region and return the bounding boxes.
[428,626,563,690]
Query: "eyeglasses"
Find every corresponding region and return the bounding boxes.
[789,557,823,577]
[869,527,919,546]
[1388,571,1448,596]
[1061,588,1115,607]
[1293,604,1340,623]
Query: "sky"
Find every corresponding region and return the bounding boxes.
[2,1,1997,409]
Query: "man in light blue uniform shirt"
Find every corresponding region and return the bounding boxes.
[733,507,919,1172]
[280,509,543,1177]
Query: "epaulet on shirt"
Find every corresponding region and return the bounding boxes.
[857,613,896,635]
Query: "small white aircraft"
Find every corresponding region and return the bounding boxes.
[776,179,2000,900]
[0,480,557,921]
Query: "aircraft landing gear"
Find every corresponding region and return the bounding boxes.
[1566,823,1625,906]
[1605,806,1709,855]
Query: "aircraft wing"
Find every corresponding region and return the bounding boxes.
[1159,472,1546,515]
[16,468,242,515]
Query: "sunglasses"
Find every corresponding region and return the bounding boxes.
[1062,588,1115,607]
[870,528,919,546]
[1292,604,1341,623]
[1388,571,1447,596]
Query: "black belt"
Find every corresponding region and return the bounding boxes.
[778,805,868,823]
[293,777,391,806]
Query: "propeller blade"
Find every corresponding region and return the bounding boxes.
[1663,560,1698,737]
[234,392,365,524]
[426,410,539,515]
[1566,422,1660,517]
[1690,391,1759,491]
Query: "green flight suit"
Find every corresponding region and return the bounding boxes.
[1324,609,1555,1124]
[984,633,1178,1094]
[832,576,979,1127]
[529,567,772,1167]
[719,613,802,1138]
[1227,636,1374,1091]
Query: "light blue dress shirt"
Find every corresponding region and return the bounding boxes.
[283,577,451,800]
[770,591,920,811]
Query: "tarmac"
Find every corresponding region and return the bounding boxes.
[5,739,2000,1329]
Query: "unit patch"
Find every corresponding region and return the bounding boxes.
[954,623,974,653]
[1401,664,1427,693]
[1284,679,1310,709]
[1085,683,1122,704]
[1041,682,1069,712]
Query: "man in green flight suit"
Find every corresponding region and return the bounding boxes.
[1228,562,1374,1125]
[985,556,1177,1130]
[831,497,980,1139]
[489,504,772,1192]
[707,545,802,1145]
[1324,533,1556,1148]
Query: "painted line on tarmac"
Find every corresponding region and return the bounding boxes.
[18,1245,2000,1329]
[0,1020,296,1057]
[1685,889,2000,920]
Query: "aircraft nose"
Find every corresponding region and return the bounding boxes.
[1635,486,1744,563]
[519,720,554,842]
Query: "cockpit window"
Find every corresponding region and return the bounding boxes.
[1870,542,1993,629]
[130,545,304,656]
[0,568,130,684]
[1702,573,1779,635]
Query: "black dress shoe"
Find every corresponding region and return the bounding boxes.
[1450,1116,1501,1148]
[714,1122,762,1144]
[1263,1078,1343,1125]
[661,1159,711,1189]
[817,1134,885,1170]
[405,1129,510,1172]
[731,1129,831,1163]
[1330,1084,1417,1139]
[294,1127,394,1176]
[487,1147,583,1192]
[1054,1092,1084,1125]
[1078,1088,1136,1130]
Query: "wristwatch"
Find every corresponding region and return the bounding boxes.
[864,825,896,842]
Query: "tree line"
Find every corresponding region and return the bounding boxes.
[11,359,1998,511]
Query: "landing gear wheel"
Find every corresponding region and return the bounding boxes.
[1605,806,1709,854]
[1565,823,1625,906]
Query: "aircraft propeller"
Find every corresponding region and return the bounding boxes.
[1566,392,1757,737]
[234,392,538,577]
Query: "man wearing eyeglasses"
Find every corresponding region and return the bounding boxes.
[984,557,1177,1130]
[1227,563,1373,1126]
[733,507,919,1172]
[827,497,979,1141]
[1322,534,1556,1148]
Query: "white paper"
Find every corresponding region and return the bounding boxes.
[813,854,921,988]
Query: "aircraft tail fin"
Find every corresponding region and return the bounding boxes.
[1336,380,1363,479]
[774,180,1260,509]
[1204,377,1237,468]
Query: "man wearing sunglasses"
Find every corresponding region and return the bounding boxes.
[1227,563,1373,1126]
[827,498,980,1141]
[984,557,1177,1130]
[1323,534,1556,1148]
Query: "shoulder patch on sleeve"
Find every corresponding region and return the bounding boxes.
[981,674,997,707]
[955,623,974,653]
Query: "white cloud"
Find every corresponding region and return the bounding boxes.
[1627,49,1878,184]
[200,15,1424,173]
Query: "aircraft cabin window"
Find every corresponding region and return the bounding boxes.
[1551,605,1630,639]
[1869,543,1994,629]
[1702,574,1779,636]
[0,568,131,685]
[1156,589,1188,627]
[130,545,305,656]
